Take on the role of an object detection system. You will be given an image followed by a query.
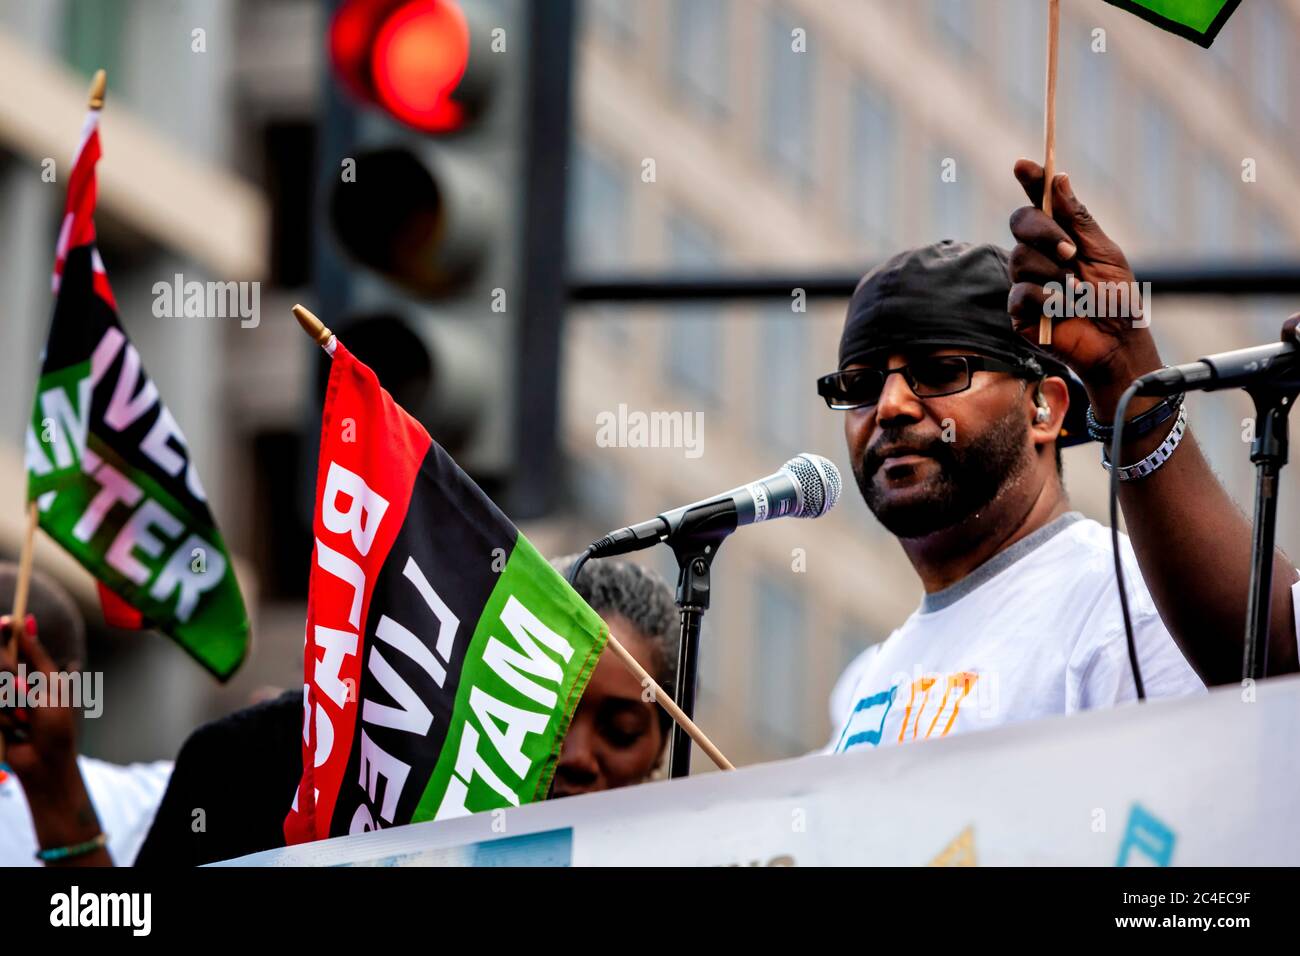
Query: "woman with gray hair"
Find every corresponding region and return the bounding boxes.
[547,555,678,798]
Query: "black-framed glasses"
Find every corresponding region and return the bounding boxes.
[816,355,1030,411]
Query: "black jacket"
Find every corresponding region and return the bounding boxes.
[135,690,301,866]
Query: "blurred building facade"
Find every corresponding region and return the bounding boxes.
[562,0,1300,767]
[0,0,1296,771]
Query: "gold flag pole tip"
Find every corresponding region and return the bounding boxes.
[88,69,107,110]
[292,304,335,352]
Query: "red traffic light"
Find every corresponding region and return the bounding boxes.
[329,0,472,134]
[328,0,405,102]
[373,1,469,132]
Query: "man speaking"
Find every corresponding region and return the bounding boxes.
[817,240,1203,753]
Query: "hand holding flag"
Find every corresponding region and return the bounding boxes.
[1007,160,1162,419]
[1034,0,1241,344]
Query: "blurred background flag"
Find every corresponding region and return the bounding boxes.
[1100,0,1241,46]
[286,327,607,843]
[23,73,249,680]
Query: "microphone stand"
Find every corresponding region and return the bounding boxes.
[665,501,737,778]
[1242,380,1300,680]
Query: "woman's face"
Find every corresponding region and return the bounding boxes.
[550,613,666,798]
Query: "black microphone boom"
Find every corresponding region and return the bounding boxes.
[1123,330,1300,688]
[587,453,843,559]
[1135,341,1300,396]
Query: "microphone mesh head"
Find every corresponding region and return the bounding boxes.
[783,453,842,518]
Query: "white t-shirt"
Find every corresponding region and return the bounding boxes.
[0,756,172,866]
[828,513,1205,753]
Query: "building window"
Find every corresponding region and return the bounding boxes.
[570,142,629,271]
[63,0,127,83]
[763,11,815,188]
[1069,48,1114,183]
[1252,210,1290,256]
[671,0,729,117]
[933,0,976,61]
[1001,0,1046,122]
[664,212,722,403]
[1194,156,1233,255]
[930,147,974,243]
[1137,96,1177,240]
[755,304,805,449]
[751,576,806,753]
[1250,4,1290,129]
[584,0,636,46]
[570,143,631,345]
[846,77,896,250]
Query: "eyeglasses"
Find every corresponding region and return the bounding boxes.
[816,355,1029,411]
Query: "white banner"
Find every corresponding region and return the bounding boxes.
[219,674,1300,866]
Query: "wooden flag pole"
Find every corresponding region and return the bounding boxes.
[602,629,734,772]
[1039,0,1061,346]
[7,504,37,651]
[291,303,735,773]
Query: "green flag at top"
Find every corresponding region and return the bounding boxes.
[1101,0,1241,47]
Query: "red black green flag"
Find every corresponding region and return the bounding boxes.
[284,341,608,842]
[23,108,249,679]
[1101,0,1241,47]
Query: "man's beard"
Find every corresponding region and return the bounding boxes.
[854,412,1031,539]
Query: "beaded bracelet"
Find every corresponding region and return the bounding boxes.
[1086,391,1184,444]
[36,831,108,863]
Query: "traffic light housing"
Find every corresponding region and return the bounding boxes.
[316,0,573,515]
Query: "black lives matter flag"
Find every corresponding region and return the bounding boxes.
[24,104,248,678]
[284,341,607,842]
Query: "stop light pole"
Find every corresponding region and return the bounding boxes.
[509,0,575,520]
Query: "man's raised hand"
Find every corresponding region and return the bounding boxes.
[1008,159,1161,408]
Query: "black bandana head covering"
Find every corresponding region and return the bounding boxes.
[837,240,1091,446]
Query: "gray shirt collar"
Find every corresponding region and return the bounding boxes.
[918,511,1084,614]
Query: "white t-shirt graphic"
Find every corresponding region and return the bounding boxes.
[828,513,1205,753]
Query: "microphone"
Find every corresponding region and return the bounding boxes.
[1135,341,1300,396]
[588,453,843,558]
